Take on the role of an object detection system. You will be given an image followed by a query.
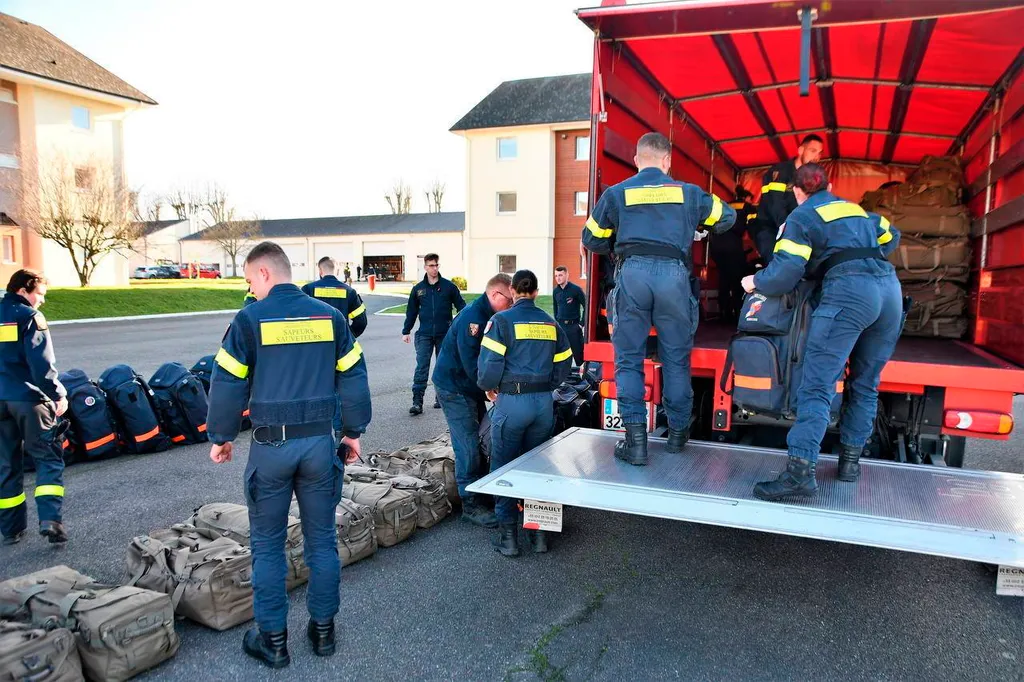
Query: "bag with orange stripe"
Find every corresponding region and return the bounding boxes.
[58,369,120,460]
[99,365,171,454]
[149,362,210,446]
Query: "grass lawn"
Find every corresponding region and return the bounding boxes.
[43,284,248,321]
[378,294,554,316]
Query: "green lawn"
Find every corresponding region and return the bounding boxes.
[43,284,247,321]
[378,294,554,316]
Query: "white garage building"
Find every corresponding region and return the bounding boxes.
[179,212,465,283]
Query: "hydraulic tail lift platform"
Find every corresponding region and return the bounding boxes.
[468,428,1024,568]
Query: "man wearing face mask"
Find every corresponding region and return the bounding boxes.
[752,134,824,264]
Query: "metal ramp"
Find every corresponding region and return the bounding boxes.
[467,428,1024,567]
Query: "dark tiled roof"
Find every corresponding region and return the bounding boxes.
[0,13,156,105]
[450,73,591,132]
[1,212,18,226]
[132,220,185,237]
[181,212,465,241]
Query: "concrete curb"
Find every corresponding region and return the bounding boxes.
[49,309,239,325]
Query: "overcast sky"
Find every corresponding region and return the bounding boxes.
[1,0,597,219]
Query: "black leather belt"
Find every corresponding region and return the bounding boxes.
[817,247,886,278]
[499,381,550,395]
[252,420,333,446]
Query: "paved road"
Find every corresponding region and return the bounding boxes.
[3,296,1022,682]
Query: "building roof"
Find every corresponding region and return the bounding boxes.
[0,12,157,105]
[132,219,185,237]
[450,73,591,132]
[181,211,465,241]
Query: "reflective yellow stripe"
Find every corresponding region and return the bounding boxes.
[774,239,812,261]
[336,342,363,372]
[0,492,26,508]
[215,348,249,379]
[703,194,723,226]
[481,336,507,356]
[624,185,684,206]
[586,216,612,239]
[0,323,16,343]
[553,348,573,363]
[348,304,366,319]
[514,323,557,341]
[34,485,64,498]
[815,201,867,222]
[314,287,347,299]
[878,216,893,245]
[761,182,787,193]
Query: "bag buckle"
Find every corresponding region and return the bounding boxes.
[252,425,286,447]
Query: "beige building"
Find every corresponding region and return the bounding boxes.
[450,74,592,295]
[0,12,156,287]
[130,218,203,270]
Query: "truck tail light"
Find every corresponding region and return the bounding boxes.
[599,381,652,401]
[943,410,1014,435]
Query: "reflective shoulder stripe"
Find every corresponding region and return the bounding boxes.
[34,485,64,498]
[774,239,812,261]
[348,304,366,319]
[585,216,613,239]
[215,347,249,379]
[0,322,17,343]
[877,216,894,245]
[0,492,26,508]
[481,336,507,356]
[554,348,573,363]
[314,287,347,299]
[703,194,724,226]
[336,341,364,372]
[514,323,557,341]
[815,201,867,222]
[761,182,787,193]
[624,185,685,206]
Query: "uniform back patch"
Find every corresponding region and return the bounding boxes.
[314,287,347,299]
[514,322,556,341]
[260,316,334,346]
[0,322,17,343]
[624,185,685,206]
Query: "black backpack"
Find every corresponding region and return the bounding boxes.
[190,355,215,394]
[150,362,210,445]
[59,369,119,460]
[98,364,171,454]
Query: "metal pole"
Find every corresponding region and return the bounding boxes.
[800,7,813,97]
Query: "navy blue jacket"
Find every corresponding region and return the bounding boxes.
[206,283,371,444]
[477,298,573,393]
[753,191,902,296]
[754,159,798,237]
[581,167,737,261]
[0,292,65,403]
[552,282,586,323]
[243,289,256,307]
[432,294,496,402]
[402,275,466,337]
[301,275,368,338]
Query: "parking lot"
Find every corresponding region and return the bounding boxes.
[3,295,1022,681]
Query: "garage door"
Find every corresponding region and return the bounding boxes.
[280,243,309,280]
[313,241,354,266]
[364,241,404,257]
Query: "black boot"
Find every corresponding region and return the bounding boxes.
[461,496,498,528]
[243,628,290,669]
[526,529,549,554]
[492,523,520,557]
[307,619,336,657]
[665,427,688,454]
[3,530,26,545]
[409,397,423,416]
[753,456,818,501]
[614,423,648,466]
[433,397,441,409]
[39,520,67,544]
[837,444,862,482]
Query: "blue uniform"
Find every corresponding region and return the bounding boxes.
[243,289,257,307]
[552,281,586,365]
[0,292,67,539]
[477,299,572,524]
[753,159,798,264]
[582,167,737,430]
[402,275,467,401]
[753,191,902,462]
[301,276,368,338]
[432,295,496,500]
[207,283,371,633]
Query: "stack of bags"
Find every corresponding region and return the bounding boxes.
[861,155,971,339]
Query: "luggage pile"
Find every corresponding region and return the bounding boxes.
[861,155,971,339]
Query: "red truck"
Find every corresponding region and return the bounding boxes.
[470,0,1024,572]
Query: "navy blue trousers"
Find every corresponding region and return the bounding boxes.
[488,393,553,525]
[413,333,444,399]
[437,389,487,500]
[0,401,65,538]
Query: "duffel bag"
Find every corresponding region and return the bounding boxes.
[334,499,378,566]
[0,619,83,682]
[0,565,179,682]
[149,362,209,446]
[901,281,967,332]
[904,155,963,194]
[364,441,459,506]
[127,525,253,631]
[897,265,969,284]
[880,206,970,238]
[186,503,308,590]
[888,236,970,273]
[98,365,171,454]
[389,474,451,529]
[59,369,119,460]
[900,316,969,339]
[342,477,418,547]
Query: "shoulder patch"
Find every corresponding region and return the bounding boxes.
[484,319,493,334]
[33,312,48,331]
[469,323,479,337]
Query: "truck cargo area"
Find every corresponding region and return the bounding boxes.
[468,427,1024,567]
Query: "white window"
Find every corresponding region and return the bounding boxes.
[0,153,17,169]
[75,167,94,190]
[72,106,90,130]
[497,192,517,215]
[0,88,14,104]
[498,255,517,274]
[2,235,14,264]
[576,136,590,161]
[497,137,517,160]
[574,191,588,216]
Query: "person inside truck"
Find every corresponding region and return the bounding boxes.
[751,134,824,265]
[712,186,758,324]
[741,162,903,501]
[581,132,736,467]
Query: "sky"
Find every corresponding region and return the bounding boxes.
[1,0,598,220]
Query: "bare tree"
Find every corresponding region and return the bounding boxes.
[385,180,413,214]
[201,183,232,227]
[129,186,165,223]
[146,197,164,222]
[166,184,205,220]
[205,212,261,277]
[424,179,446,213]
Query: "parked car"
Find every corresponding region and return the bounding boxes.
[133,265,182,279]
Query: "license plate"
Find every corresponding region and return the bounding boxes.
[523,499,562,532]
[603,398,654,432]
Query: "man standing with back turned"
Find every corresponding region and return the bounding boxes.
[207,242,371,669]
[582,132,736,466]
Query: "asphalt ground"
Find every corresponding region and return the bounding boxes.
[3,295,1022,681]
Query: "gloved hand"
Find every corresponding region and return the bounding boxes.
[693,230,709,242]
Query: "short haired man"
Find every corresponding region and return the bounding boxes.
[752,134,824,264]
[552,266,586,366]
[0,269,69,545]
[432,273,513,527]
[207,241,371,668]
[302,257,368,338]
[402,253,466,414]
